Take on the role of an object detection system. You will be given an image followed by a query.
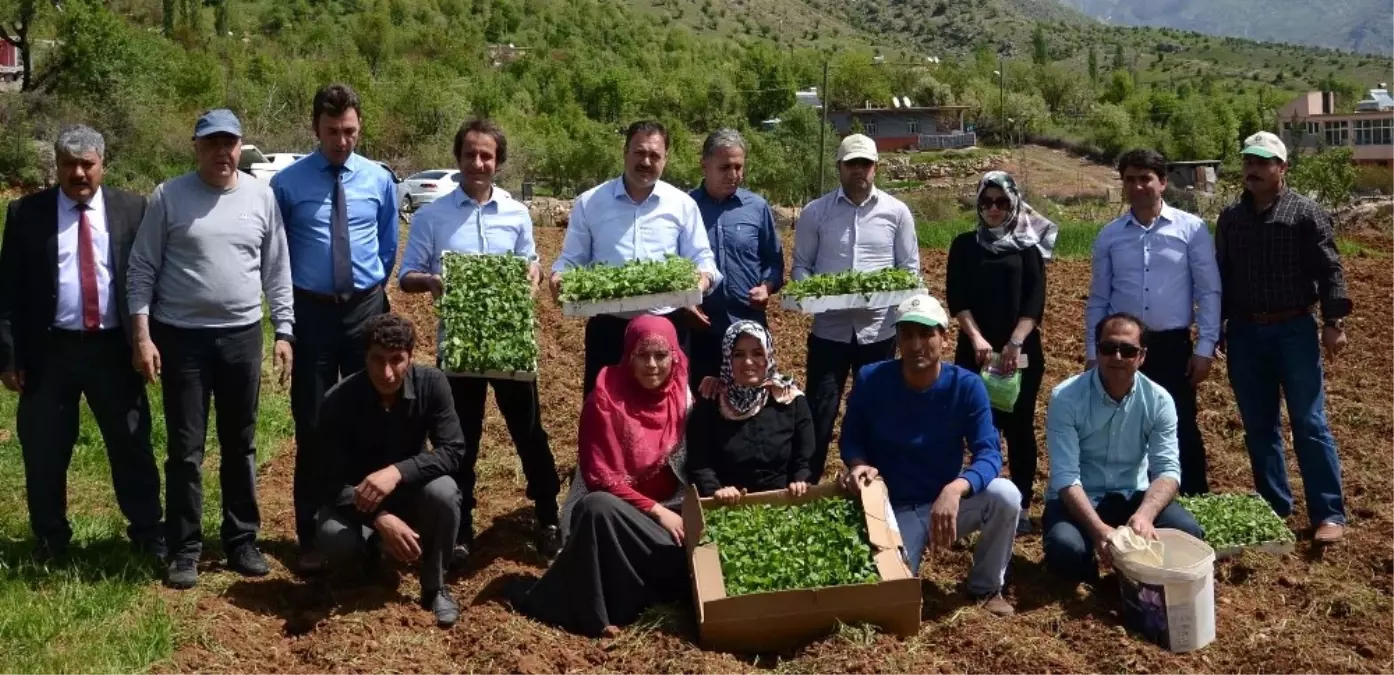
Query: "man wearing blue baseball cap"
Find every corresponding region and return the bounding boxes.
[127,108,295,589]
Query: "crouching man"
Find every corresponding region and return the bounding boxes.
[315,313,467,627]
[1043,312,1203,582]
[839,293,1019,617]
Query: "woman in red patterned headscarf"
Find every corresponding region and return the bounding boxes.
[506,315,692,637]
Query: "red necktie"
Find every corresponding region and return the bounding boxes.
[76,204,100,331]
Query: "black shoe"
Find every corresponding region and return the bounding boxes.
[535,524,562,559]
[34,540,70,563]
[501,577,535,611]
[421,588,460,628]
[297,549,327,576]
[450,539,472,570]
[227,544,271,577]
[165,557,199,589]
[133,536,168,562]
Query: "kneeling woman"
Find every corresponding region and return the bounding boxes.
[508,316,691,637]
[688,321,814,501]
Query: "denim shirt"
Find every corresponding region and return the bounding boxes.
[1045,369,1181,504]
[689,185,784,332]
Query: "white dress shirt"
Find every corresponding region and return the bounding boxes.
[1084,203,1222,359]
[792,186,920,344]
[551,177,720,316]
[54,188,118,330]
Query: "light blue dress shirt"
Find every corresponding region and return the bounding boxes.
[792,187,920,344]
[271,150,399,294]
[1084,203,1221,359]
[1045,369,1182,505]
[398,185,537,277]
[551,177,720,316]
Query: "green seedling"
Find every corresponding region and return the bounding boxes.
[701,497,880,597]
[784,268,920,300]
[439,252,538,374]
[558,256,699,302]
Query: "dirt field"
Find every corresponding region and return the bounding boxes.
[160,225,1394,674]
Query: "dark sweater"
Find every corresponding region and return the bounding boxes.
[687,395,815,496]
[945,232,1045,350]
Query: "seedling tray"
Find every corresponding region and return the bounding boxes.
[1213,540,1296,560]
[1177,492,1296,560]
[561,288,703,317]
[447,368,538,382]
[781,288,926,314]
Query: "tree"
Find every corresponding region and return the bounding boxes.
[1101,70,1134,105]
[1112,43,1125,70]
[214,0,229,35]
[47,0,133,99]
[741,43,794,126]
[1088,102,1135,157]
[1288,146,1356,208]
[1031,24,1048,65]
[353,4,394,75]
[0,0,43,91]
[1037,64,1079,117]
[1087,44,1098,82]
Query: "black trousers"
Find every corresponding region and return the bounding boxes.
[805,333,898,483]
[1140,328,1209,496]
[687,326,723,393]
[581,313,689,398]
[317,476,461,593]
[17,329,163,549]
[290,285,387,549]
[954,330,1046,511]
[447,375,561,541]
[153,321,263,560]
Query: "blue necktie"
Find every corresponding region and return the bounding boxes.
[330,165,353,295]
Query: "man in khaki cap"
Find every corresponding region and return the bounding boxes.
[1215,130,1352,544]
[791,133,920,483]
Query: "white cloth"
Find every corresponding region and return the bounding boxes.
[54,188,118,330]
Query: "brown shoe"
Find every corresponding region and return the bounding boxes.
[978,592,1016,617]
[1313,521,1346,544]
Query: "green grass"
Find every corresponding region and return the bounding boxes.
[913,209,1104,259]
[0,203,294,673]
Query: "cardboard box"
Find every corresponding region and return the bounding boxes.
[780,288,926,314]
[561,288,703,318]
[681,479,922,653]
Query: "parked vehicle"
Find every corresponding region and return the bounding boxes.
[401,169,461,211]
[238,145,305,181]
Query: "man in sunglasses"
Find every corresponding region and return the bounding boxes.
[1041,313,1203,582]
[791,133,920,482]
[1085,148,1220,497]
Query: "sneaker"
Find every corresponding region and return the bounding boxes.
[1313,521,1346,544]
[133,536,168,562]
[227,544,271,577]
[1016,514,1034,535]
[297,549,327,576]
[165,557,199,589]
[420,588,461,628]
[977,592,1016,617]
[535,524,562,559]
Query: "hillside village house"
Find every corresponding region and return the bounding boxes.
[1278,88,1394,166]
[826,99,976,152]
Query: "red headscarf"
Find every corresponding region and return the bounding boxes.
[579,315,690,497]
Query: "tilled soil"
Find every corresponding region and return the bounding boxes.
[159,225,1394,674]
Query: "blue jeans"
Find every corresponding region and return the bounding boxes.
[1042,492,1204,582]
[894,478,1020,596]
[1226,315,1346,526]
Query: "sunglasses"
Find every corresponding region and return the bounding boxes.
[1098,341,1142,359]
[979,197,1012,211]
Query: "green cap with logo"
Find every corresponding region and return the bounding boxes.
[895,293,949,329]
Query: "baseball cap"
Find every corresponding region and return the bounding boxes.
[1241,131,1287,163]
[895,293,948,330]
[193,109,243,139]
[836,134,879,163]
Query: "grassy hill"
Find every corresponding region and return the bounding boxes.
[1058,0,1393,54]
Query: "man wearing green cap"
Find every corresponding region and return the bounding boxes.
[840,293,1018,617]
[1215,130,1352,544]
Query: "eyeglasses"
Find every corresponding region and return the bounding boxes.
[978,197,1012,211]
[1098,341,1142,359]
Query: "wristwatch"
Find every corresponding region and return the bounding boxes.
[1323,319,1344,330]
[1008,337,1024,348]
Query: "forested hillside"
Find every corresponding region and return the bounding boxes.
[0,0,1390,202]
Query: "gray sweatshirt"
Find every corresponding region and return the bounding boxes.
[127,172,294,335]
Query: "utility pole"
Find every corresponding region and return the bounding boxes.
[998,55,1006,146]
[818,58,830,195]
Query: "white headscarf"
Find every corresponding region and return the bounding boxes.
[976,170,1060,260]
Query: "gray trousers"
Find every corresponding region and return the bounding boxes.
[317,475,461,592]
[894,477,1021,596]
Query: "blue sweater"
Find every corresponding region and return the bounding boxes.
[840,360,1002,505]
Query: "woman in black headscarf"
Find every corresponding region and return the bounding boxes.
[945,171,1057,534]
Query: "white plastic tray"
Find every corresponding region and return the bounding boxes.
[447,369,538,382]
[780,288,926,314]
[1213,540,1296,560]
[561,288,703,318]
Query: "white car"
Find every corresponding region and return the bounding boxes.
[402,169,460,211]
[239,145,305,181]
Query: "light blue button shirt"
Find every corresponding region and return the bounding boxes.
[551,177,720,316]
[398,186,537,277]
[271,150,399,294]
[1084,203,1221,359]
[1045,369,1181,504]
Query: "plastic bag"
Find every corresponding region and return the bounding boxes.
[1108,525,1165,566]
[981,364,1022,412]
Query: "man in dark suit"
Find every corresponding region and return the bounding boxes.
[0,124,164,560]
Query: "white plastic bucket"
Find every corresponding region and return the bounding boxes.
[1111,528,1216,653]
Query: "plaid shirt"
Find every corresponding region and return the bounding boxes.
[1216,188,1352,322]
